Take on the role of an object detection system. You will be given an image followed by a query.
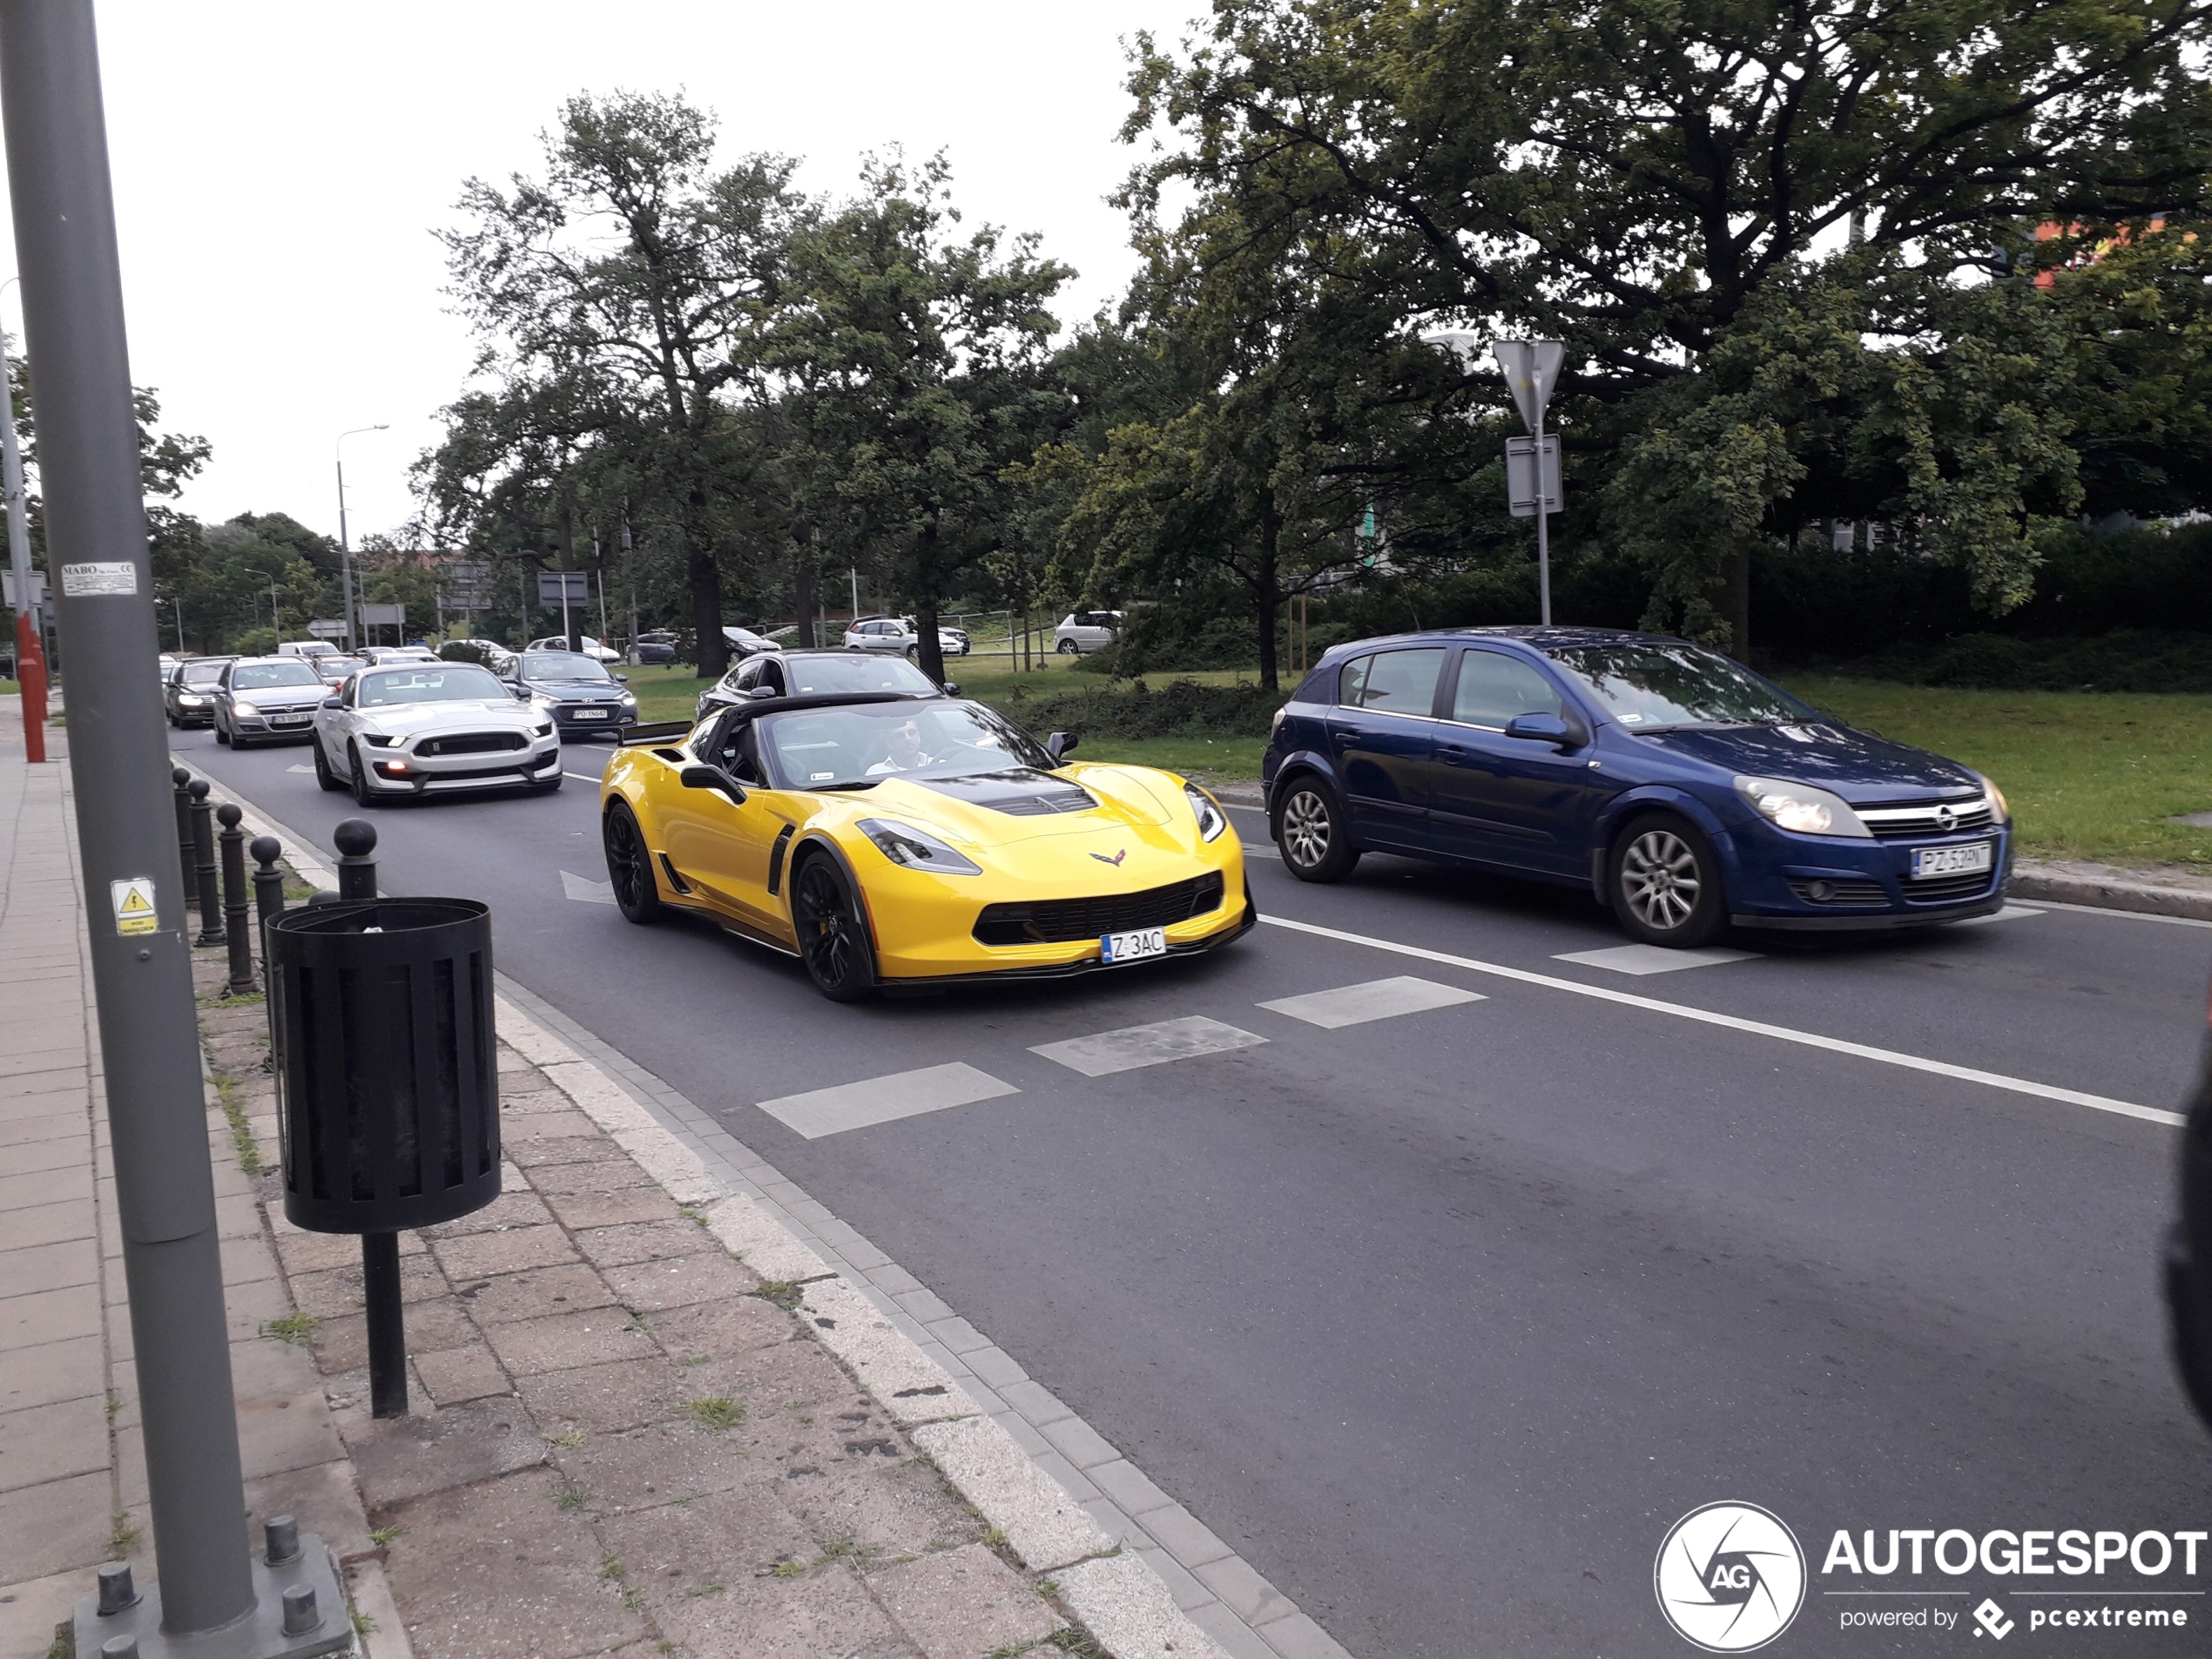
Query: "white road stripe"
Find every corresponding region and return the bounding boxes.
[1957,904,2045,927]
[1032,1015,1267,1077]
[561,870,617,905]
[757,1062,1019,1139]
[1553,943,1758,976]
[1260,914,2185,1130]
[2015,897,2212,930]
[1258,975,1486,1029]
[563,771,604,783]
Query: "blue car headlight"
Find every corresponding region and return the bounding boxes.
[858,819,982,876]
[1184,782,1227,842]
[1734,775,1871,838]
[1974,772,2011,824]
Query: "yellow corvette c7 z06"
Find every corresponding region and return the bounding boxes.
[599,691,1254,1000]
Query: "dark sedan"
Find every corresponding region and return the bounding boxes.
[163,657,233,728]
[1261,626,2011,948]
[504,648,638,739]
[212,657,330,747]
[693,648,944,721]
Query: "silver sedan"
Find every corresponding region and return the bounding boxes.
[312,661,562,808]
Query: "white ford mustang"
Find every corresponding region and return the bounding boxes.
[312,661,563,807]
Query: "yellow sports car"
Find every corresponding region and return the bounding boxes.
[599,691,1253,999]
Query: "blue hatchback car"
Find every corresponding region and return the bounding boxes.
[1260,627,2011,948]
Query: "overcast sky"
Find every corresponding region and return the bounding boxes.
[1,1,1209,545]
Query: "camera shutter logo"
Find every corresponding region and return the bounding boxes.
[1655,1501,1806,1652]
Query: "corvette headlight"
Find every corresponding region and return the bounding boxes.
[1184,781,1227,842]
[1734,775,1871,838]
[1975,772,2011,824]
[231,700,260,718]
[857,819,981,876]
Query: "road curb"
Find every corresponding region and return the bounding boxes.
[2010,861,2212,923]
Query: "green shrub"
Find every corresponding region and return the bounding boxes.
[989,678,1290,740]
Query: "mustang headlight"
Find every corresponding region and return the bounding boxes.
[533,721,555,738]
[1184,781,1227,842]
[1734,775,1871,838]
[857,819,981,876]
[1975,772,2011,824]
[231,699,260,718]
[362,733,399,748]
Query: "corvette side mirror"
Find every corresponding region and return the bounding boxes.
[680,764,746,804]
[1045,731,1078,764]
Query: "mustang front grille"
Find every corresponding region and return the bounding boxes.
[417,731,529,757]
[974,873,1225,947]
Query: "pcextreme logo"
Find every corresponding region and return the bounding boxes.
[1656,1502,1809,1652]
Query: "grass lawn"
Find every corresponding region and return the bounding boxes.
[1784,675,2212,869]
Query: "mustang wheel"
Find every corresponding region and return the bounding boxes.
[792,854,877,1002]
[602,801,664,924]
[311,735,343,792]
[1276,778,1359,882]
[1611,814,1726,948]
[347,743,381,809]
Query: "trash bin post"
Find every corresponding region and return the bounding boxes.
[334,818,376,900]
[363,1232,407,1419]
[217,804,253,994]
[187,780,223,945]
[171,767,195,911]
[249,836,286,934]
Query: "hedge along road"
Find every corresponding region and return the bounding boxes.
[179,727,2212,1657]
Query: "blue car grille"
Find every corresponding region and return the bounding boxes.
[1904,869,1999,903]
[974,873,1224,947]
[1788,877,1888,906]
[1858,798,1997,840]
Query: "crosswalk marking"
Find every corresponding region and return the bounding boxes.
[757,1062,1019,1139]
[1552,943,1758,976]
[1031,1015,1266,1078]
[1958,904,2043,927]
[1257,975,1485,1029]
[561,869,617,905]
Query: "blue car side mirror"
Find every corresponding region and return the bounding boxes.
[1505,711,1575,746]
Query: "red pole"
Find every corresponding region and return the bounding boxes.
[16,610,43,761]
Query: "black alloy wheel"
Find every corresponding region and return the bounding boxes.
[792,854,877,1002]
[1276,777,1359,883]
[311,734,343,792]
[602,801,664,923]
[1610,813,1727,948]
[347,743,381,809]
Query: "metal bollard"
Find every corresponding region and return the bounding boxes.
[217,804,253,994]
[188,780,225,945]
[249,835,287,935]
[334,818,377,900]
[172,766,196,910]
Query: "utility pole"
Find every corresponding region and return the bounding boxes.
[0,311,46,759]
[334,424,386,651]
[0,3,345,1651]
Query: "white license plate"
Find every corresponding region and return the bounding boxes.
[569,708,610,720]
[270,713,312,725]
[1101,927,1168,966]
[1912,841,1993,880]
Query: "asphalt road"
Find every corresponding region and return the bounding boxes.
[179,727,2212,1656]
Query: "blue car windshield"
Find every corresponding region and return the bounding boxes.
[1546,643,1812,730]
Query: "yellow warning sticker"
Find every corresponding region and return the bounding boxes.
[111,877,158,936]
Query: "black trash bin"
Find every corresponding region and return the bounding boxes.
[265,897,501,1415]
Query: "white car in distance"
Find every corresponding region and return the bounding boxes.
[1053,610,1123,654]
[525,633,624,664]
[311,660,562,808]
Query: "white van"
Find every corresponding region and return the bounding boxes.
[276,640,338,661]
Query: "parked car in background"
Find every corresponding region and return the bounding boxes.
[632,630,678,665]
[525,633,624,664]
[164,657,233,727]
[1262,626,2012,948]
[359,645,440,666]
[312,659,561,807]
[694,649,943,721]
[721,625,783,660]
[1054,610,1123,654]
[843,616,969,659]
[504,648,639,738]
[212,657,330,747]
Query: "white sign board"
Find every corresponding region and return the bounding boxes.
[1506,436,1561,517]
[307,618,347,638]
[360,603,406,626]
[2,570,45,609]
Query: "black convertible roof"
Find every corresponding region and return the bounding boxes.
[619,689,949,747]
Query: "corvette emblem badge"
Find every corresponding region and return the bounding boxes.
[1090,849,1127,867]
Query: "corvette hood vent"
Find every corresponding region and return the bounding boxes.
[916,769,1098,817]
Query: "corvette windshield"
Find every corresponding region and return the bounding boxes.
[1545,643,1812,730]
[521,651,614,683]
[779,656,935,695]
[358,666,509,706]
[759,702,1052,789]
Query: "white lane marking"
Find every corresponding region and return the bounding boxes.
[1554,943,1759,976]
[1258,975,1486,1029]
[563,772,604,783]
[2015,897,2212,930]
[758,1062,1018,1139]
[561,869,617,905]
[1032,1015,1267,1078]
[1260,914,2184,1130]
[285,764,314,775]
[1223,802,1269,813]
[1957,904,2045,927]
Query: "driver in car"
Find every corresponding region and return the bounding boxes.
[867,716,937,776]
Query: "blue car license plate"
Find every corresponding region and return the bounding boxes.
[1102,927,1167,966]
[1912,841,1993,880]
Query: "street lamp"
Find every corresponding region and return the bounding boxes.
[335,424,388,651]
[1425,330,1566,625]
[248,569,282,637]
